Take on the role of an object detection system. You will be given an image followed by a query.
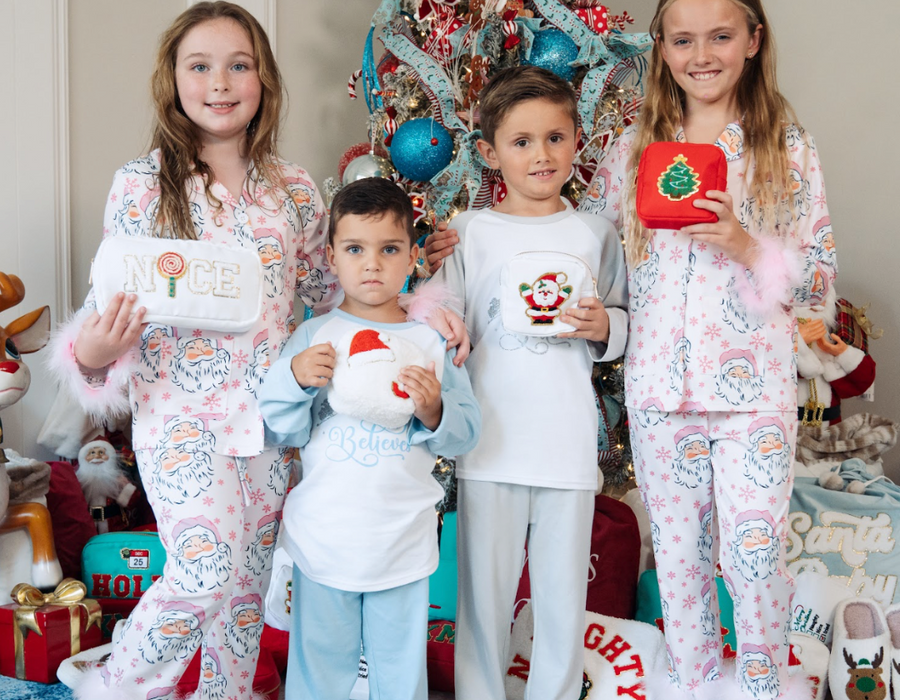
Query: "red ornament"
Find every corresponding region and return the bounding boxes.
[338,142,388,180]
[376,52,400,84]
[431,137,439,146]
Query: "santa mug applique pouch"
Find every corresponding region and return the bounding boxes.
[92,236,263,333]
[636,142,727,230]
[499,251,598,337]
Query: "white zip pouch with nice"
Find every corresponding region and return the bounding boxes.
[92,236,263,332]
[499,251,598,336]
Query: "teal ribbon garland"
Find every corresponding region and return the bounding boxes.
[382,32,467,133]
[429,130,487,220]
[529,0,651,139]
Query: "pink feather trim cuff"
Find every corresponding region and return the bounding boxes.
[733,236,802,318]
[398,279,463,324]
[46,307,133,424]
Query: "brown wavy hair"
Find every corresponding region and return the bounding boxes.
[623,0,798,266]
[149,1,285,239]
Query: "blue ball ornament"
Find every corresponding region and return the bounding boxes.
[389,118,454,182]
[523,28,579,82]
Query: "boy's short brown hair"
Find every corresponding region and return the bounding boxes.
[328,177,416,247]
[478,65,579,145]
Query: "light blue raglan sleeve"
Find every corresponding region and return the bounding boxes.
[259,322,319,448]
[408,345,481,458]
[578,212,629,362]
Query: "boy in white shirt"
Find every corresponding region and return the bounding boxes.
[259,177,481,700]
[432,65,628,699]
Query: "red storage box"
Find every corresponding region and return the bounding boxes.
[514,494,640,620]
[427,619,456,692]
[94,597,139,642]
[636,141,727,229]
[0,579,102,683]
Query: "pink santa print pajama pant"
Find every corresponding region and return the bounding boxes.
[76,420,293,700]
[629,408,797,700]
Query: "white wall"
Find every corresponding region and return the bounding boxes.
[767,1,900,476]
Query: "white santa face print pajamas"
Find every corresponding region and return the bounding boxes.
[99,440,287,700]
[630,409,797,699]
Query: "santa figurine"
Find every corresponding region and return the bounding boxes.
[796,283,876,428]
[329,327,426,430]
[76,438,139,533]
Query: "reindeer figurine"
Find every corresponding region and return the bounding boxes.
[0,272,63,590]
[842,647,887,700]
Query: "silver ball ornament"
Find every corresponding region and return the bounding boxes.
[341,154,397,185]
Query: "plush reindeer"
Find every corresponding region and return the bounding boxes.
[843,647,887,700]
[0,272,62,590]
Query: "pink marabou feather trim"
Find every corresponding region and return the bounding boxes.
[733,236,802,318]
[641,670,694,700]
[644,658,814,700]
[46,307,133,424]
[398,279,463,324]
[73,665,143,700]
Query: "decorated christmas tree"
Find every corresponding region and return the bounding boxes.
[326,0,651,504]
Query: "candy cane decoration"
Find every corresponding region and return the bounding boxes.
[609,11,634,30]
[348,69,363,100]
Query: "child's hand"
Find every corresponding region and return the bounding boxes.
[558,297,610,343]
[290,343,336,389]
[74,292,147,369]
[798,318,827,346]
[425,308,470,366]
[682,191,757,267]
[398,362,442,431]
[816,333,848,356]
[424,223,458,274]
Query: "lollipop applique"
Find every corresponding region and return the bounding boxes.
[157,252,187,298]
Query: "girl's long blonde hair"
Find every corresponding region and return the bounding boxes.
[149,1,286,239]
[624,0,796,266]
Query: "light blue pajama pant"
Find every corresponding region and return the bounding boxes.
[454,479,594,700]
[286,566,429,700]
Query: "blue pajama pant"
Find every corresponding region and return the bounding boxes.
[286,566,429,700]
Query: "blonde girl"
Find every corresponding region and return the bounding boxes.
[581,0,835,698]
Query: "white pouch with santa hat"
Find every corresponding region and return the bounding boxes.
[499,251,597,337]
[329,327,427,430]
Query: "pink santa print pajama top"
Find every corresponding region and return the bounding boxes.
[52,151,339,700]
[580,122,837,699]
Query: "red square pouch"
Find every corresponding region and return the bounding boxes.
[636,141,727,229]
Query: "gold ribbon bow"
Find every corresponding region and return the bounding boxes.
[9,578,102,680]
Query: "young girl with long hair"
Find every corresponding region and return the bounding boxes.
[51,3,463,698]
[580,0,835,698]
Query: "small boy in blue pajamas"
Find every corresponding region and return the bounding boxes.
[259,177,481,700]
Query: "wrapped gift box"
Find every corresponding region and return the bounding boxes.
[0,579,102,683]
[575,4,609,34]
